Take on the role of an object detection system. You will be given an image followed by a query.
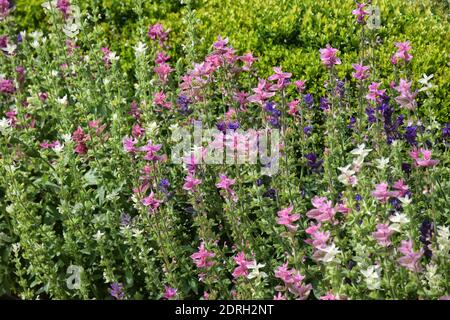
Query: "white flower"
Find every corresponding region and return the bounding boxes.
[350,143,372,158]
[375,157,390,170]
[63,22,80,38]
[317,243,341,263]
[337,164,357,187]
[30,40,40,49]
[132,228,143,238]
[61,133,72,142]
[418,74,435,92]
[93,230,105,241]
[134,41,147,57]
[108,51,120,63]
[398,195,412,206]
[42,1,57,11]
[30,31,44,40]
[147,122,158,135]
[361,265,382,290]
[2,43,17,55]
[51,70,59,77]
[0,118,11,134]
[352,155,366,171]
[389,212,410,232]
[57,95,68,106]
[436,226,450,255]
[52,143,64,153]
[247,261,268,279]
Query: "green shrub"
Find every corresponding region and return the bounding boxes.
[12,0,450,121]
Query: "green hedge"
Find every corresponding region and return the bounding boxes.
[12,0,450,121]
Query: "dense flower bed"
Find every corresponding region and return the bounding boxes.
[0,1,449,300]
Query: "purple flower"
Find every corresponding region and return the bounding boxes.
[319,97,330,111]
[443,123,450,140]
[348,117,356,129]
[120,213,131,227]
[303,125,313,135]
[419,219,433,259]
[365,107,376,123]
[305,153,323,172]
[404,125,417,146]
[402,162,411,174]
[108,282,125,300]
[263,188,277,201]
[177,95,191,115]
[303,93,314,107]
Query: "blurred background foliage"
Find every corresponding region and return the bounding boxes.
[11,0,450,121]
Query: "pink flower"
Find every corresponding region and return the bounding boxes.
[215,174,236,199]
[309,230,330,249]
[233,91,249,109]
[394,79,417,110]
[0,79,15,94]
[306,196,336,223]
[72,126,89,155]
[140,140,162,161]
[392,179,409,198]
[294,80,306,92]
[163,286,177,299]
[320,291,339,300]
[122,136,138,153]
[183,173,202,192]
[0,0,11,19]
[142,191,163,213]
[273,292,287,300]
[153,91,172,109]
[319,44,341,68]
[213,35,229,51]
[397,240,423,272]
[276,206,300,231]
[410,148,439,167]
[288,100,300,115]
[232,252,253,278]
[351,64,370,80]
[372,223,394,247]
[154,63,173,84]
[101,47,114,67]
[191,242,215,269]
[239,52,257,71]
[275,263,311,300]
[148,23,169,44]
[275,263,294,284]
[391,41,413,64]
[365,82,386,103]
[56,0,71,19]
[248,79,275,105]
[155,51,170,64]
[352,3,369,24]
[131,124,145,138]
[40,140,61,150]
[268,66,292,88]
[371,182,394,203]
